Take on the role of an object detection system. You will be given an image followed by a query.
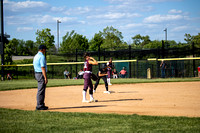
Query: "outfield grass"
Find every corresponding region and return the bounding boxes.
[0,108,199,132]
[0,78,200,91]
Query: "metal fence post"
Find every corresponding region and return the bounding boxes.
[156,59,159,78]
[75,48,78,77]
[104,49,105,61]
[16,66,18,79]
[51,65,54,79]
[146,59,149,79]
[162,40,165,58]
[136,60,138,78]
[192,42,196,77]
[129,45,131,78]
[98,45,100,69]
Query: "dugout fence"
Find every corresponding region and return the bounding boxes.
[1,57,200,80]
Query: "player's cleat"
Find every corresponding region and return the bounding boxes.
[36,106,48,110]
[93,90,96,93]
[82,99,90,103]
[108,83,112,85]
[90,99,98,102]
[104,91,111,94]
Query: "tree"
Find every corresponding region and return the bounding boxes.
[59,30,89,53]
[4,39,17,64]
[6,38,38,56]
[192,33,200,48]
[17,39,26,55]
[184,33,193,44]
[35,28,55,49]
[184,33,200,48]
[25,40,37,55]
[100,26,125,49]
[89,33,104,51]
[8,38,19,55]
[132,34,142,46]
[131,34,151,48]
[143,40,162,49]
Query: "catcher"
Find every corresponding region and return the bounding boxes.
[93,64,111,94]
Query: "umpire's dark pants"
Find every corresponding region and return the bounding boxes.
[35,72,46,108]
[94,76,108,91]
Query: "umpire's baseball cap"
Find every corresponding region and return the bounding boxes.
[39,45,48,50]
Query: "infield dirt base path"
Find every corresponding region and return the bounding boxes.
[0,82,200,117]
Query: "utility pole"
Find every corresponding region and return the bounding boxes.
[1,0,4,81]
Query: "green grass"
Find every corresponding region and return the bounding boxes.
[0,78,200,91]
[1,79,200,132]
[0,108,199,133]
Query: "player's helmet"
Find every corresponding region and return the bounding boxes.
[101,63,106,69]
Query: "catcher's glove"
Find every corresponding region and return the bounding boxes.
[91,73,98,81]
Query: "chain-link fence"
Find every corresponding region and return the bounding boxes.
[1,42,200,79]
[1,58,200,80]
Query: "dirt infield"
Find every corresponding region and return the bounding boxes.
[0,82,200,117]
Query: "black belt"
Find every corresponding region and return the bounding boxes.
[35,72,42,74]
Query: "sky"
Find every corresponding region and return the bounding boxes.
[3,0,200,47]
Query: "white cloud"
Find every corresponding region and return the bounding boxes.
[6,15,78,25]
[143,14,183,23]
[171,26,189,32]
[120,23,144,29]
[106,0,182,4]
[87,12,141,19]
[6,16,27,25]
[51,6,66,12]
[4,0,50,13]
[168,9,182,14]
[17,27,34,32]
[120,23,158,30]
[55,16,78,23]
[64,7,91,15]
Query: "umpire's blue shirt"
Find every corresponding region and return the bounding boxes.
[33,51,47,72]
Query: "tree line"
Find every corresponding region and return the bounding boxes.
[4,26,200,64]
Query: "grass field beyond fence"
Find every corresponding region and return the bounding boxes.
[0,78,200,91]
[0,108,200,132]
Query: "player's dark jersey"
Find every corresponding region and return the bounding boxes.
[97,68,108,78]
[107,62,113,70]
[84,60,92,71]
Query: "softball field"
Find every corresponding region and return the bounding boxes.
[0,82,200,117]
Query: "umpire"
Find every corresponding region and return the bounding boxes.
[33,45,48,110]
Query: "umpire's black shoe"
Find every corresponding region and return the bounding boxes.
[36,106,48,110]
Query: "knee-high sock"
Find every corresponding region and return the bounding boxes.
[90,94,94,100]
[107,78,110,84]
[82,90,87,100]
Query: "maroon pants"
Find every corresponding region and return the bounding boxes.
[107,70,112,78]
[83,73,93,94]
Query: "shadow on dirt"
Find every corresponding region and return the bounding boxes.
[99,98,143,103]
[49,105,107,110]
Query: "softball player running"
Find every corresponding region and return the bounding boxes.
[82,53,98,103]
[93,65,110,94]
[107,58,113,85]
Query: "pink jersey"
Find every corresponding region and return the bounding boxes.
[84,60,92,71]
[120,70,127,75]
